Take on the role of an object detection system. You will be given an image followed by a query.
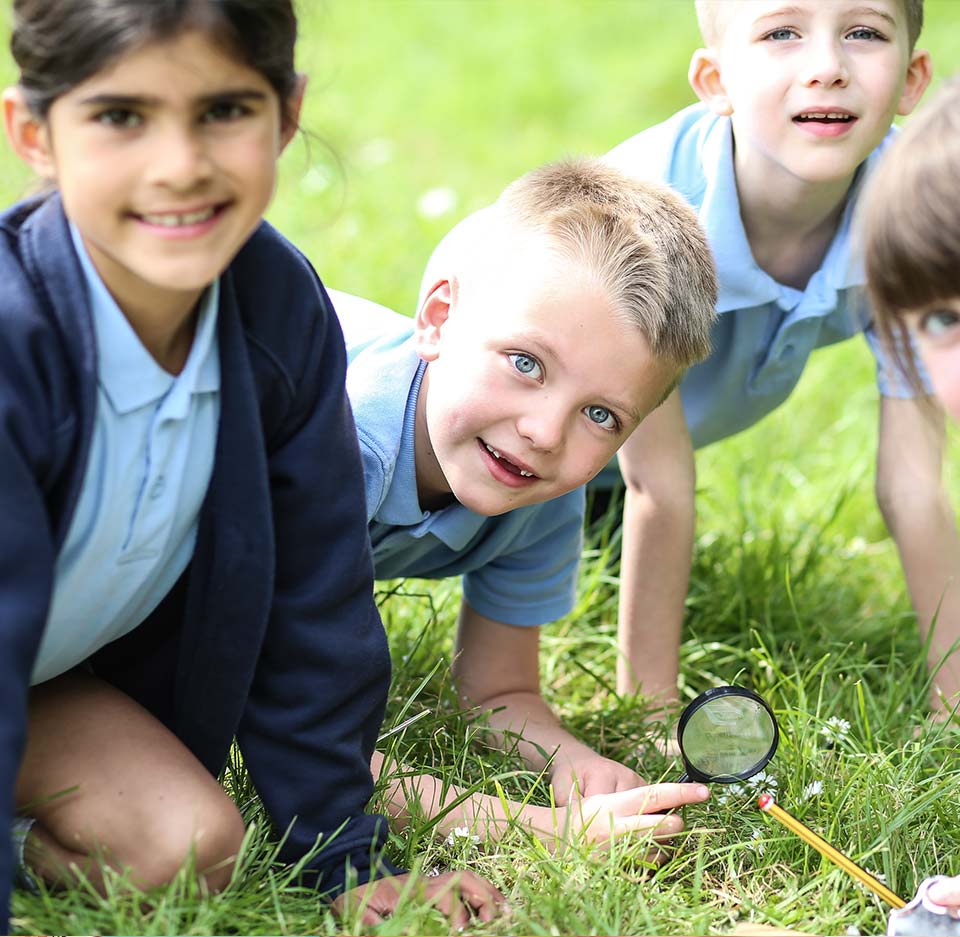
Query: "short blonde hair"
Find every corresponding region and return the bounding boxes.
[493,158,717,372]
[694,0,924,50]
[863,77,960,389]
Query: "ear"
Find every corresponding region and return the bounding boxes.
[688,48,732,116]
[413,279,453,363]
[896,48,933,117]
[2,87,56,178]
[278,73,308,154]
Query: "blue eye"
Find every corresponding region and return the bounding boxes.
[764,27,799,41]
[585,405,618,431]
[846,27,883,41]
[509,353,543,380]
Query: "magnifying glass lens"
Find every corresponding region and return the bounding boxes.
[677,686,779,784]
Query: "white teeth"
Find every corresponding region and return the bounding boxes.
[798,112,851,120]
[484,442,534,477]
[142,207,216,227]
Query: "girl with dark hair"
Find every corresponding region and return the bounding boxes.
[0,0,503,929]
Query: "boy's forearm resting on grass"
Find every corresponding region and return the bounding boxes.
[616,391,696,705]
[453,603,643,800]
[877,397,960,715]
[370,751,708,851]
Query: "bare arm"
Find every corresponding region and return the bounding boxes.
[452,601,644,801]
[370,750,709,852]
[616,390,696,707]
[876,396,960,716]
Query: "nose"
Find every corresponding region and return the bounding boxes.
[800,37,849,88]
[147,123,214,191]
[516,398,567,452]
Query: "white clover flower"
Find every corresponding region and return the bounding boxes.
[802,780,824,800]
[417,187,458,219]
[745,770,778,791]
[845,926,861,936]
[820,716,851,743]
[445,826,480,848]
[750,828,766,856]
[864,868,887,884]
[715,782,747,805]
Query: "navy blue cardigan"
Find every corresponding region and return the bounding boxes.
[0,194,397,930]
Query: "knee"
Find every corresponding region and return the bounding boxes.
[135,790,245,892]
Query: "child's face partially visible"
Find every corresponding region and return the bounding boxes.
[13,29,296,321]
[414,242,676,516]
[700,0,928,188]
[906,299,960,421]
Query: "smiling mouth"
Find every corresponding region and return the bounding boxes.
[480,440,536,478]
[137,204,226,227]
[793,112,856,125]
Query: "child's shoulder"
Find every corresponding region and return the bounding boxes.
[605,102,726,205]
[327,289,413,362]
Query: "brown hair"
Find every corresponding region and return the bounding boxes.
[862,77,960,389]
[694,0,924,50]
[493,158,717,372]
[10,0,300,124]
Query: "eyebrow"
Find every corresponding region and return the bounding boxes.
[752,4,897,27]
[76,88,269,108]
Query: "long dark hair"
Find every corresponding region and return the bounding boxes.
[11,0,300,122]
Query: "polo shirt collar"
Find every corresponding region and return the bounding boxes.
[70,224,220,415]
[377,358,486,551]
[702,117,870,314]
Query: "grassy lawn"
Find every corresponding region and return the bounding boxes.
[4,1,960,934]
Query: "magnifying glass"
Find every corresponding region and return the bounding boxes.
[676,685,779,783]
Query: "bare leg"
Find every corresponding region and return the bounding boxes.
[16,670,245,893]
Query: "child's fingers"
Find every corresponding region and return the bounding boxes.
[595,782,709,816]
[612,810,685,839]
[453,870,507,921]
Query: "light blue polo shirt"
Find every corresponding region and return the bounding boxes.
[330,289,583,628]
[606,103,917,449]
[31,227,221,685]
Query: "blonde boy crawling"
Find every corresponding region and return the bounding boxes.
[425,4,950,732]
[597,0,956,722]
[331,158,717,845]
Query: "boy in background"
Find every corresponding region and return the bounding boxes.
[333,158,717,838]
[599,0,955,722]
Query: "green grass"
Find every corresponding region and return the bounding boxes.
[4,1,960,934]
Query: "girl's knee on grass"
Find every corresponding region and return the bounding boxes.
[18,671,245,893]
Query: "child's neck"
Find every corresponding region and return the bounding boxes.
[413,369,456,512]
[733,151,855,292]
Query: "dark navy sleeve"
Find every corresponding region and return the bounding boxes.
[0,302,61,934]
[234,258,401,897]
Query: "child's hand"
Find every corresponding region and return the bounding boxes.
[927,875,960,911]
[332,870,506,928]
[559,781,709,852]
[551,753,646,804]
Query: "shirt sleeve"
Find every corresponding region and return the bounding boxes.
[462,488,585,627]
[0,318,60,935]
[863,322,933,399]
[234,266,401,897]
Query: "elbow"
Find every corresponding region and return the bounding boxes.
[620,463,696,523]
[875,473,952,537]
